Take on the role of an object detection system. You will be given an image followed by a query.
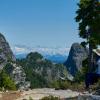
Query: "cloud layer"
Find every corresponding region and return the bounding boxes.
[11,45,70,56]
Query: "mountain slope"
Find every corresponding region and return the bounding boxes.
[0,33,16,69]
[17,52,70,88]
[0,33,30,90]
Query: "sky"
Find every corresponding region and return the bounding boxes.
[0,0,82,48]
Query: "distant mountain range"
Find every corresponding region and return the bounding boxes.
[12,45,69,63]
[0,33,87,90]
[15,53,67,63]
[44,54,67,63]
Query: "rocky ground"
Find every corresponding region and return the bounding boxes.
[0,91,21,100]
[1,88,100,100]
[0,88,80,100]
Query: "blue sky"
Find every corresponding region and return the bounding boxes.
[0,0,82,48]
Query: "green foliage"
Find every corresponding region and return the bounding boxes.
[74,71,84,83]
[17,53,48,88]
[27,70,47,88]
[0,70,16,90]
[74,58,89,83]
[41,96,59,100]
[58,81,71,90]
[76,0,100,45]
[29,96,33,100]
[4,63,14,75]
[0,48,3,53]
[80,41,87,48]
[17,52,68,89]
[76,0,100,71]
[51,80,71,90]
[26,52,43,61]
[82,58,89,73]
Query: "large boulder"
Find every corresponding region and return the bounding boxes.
[64,43,88,76]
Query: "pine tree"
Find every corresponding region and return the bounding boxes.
[0,70,16,90]
[76,0,100,71]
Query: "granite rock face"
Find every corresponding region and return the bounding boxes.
[0,33,30,90]
[64,43,88,76]
[0,33,16,69]
[7,63,30,90]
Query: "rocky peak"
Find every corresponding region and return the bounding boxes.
[0,33,15,69]
[64,43,88,76]
[0,33,30,90]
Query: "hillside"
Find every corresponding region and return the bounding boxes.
[0,33,15,69]
[0,33,30,90]
[17,52,71,88]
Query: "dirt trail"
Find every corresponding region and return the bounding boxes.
[0,91,21,100]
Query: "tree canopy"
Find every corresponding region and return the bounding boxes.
[76,0,100,71]
[76,0,100,47]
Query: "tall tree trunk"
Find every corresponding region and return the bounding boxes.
[88,43,93,72]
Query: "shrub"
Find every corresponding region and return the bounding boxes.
[4,63,14,75]
[51,80,71,90]
[29,96,33,100]
[41,95,59,100]
[0,70,16,90]
[74,58,89,83]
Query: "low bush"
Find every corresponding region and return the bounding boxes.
[41,95,59,100]
[0,70,16,90]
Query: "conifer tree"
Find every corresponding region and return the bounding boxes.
[76,0,100,71]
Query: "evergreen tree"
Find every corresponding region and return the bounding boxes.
[0,70,16,90]
[76,0,100,71]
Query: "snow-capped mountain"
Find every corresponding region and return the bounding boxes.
[11,45,69,63]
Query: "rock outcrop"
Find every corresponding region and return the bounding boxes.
[78,94,100,100]
[0,33,16,69]
[64,43,88,76]
[0,33,30,90]
[5,62,30,90]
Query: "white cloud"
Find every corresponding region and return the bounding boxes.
[11,45,70,56]
[11,46,30,54]
[14,47,26,52]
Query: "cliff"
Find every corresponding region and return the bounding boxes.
[0,33,30,90]
[0,33,15,69]
[64,43,88,76]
